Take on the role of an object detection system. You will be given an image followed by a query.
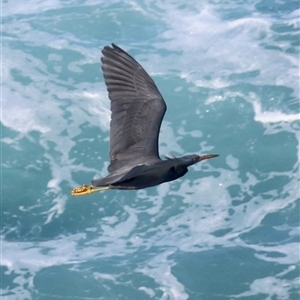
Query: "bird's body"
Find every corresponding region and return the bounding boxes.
[71,44,218,196]
[92,155,195,190]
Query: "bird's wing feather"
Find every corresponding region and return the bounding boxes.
[101,44,166,173]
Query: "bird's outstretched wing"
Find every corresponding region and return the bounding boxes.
[101,44,166,173]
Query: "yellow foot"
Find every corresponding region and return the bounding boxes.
[71,184,110,196]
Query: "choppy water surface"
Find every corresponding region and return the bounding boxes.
[2,0,299,299]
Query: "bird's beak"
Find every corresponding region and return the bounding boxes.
[197,154,219,162]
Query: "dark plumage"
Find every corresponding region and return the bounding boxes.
[71,44,218,196]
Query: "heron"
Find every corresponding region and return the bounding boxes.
[71,44,218,196]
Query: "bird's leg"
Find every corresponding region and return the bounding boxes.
[71,184,110,196]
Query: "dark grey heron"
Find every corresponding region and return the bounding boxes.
[71,44,218,196]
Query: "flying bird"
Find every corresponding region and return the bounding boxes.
[71,44,218,196]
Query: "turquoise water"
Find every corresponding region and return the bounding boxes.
[2,0,299,299]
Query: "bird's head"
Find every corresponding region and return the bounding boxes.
[179,154,219,167]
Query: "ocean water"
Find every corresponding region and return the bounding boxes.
[2,0,300,299]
